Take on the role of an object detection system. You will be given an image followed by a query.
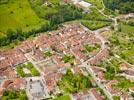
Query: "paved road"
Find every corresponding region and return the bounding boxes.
[76,26,113,99]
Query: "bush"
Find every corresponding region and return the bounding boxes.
[1,90,28,100]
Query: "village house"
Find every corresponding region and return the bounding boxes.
[88,48,109,65]
[119,63,134,81]
[104,80,120,97]
[71,88,104,100]
[0,78,26,96]
[43,71,62,94]
[89,66,106,83]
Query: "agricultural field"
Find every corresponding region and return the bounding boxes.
[120,24,134,33]
[0,0,47,33]
[83,7,109,21]
[85,0,104,9]
[81,20,111,30]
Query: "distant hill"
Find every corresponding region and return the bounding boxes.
[103,0,134,14]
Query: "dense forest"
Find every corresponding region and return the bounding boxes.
[103,0,134,13]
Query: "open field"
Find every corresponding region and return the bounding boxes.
[0,0,47,33]
[120,24,134,33]
[53,95,70,100]
[81,20,111,30]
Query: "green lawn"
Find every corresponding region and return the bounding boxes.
[53,95,70,100]
[0,0,47,33]
[120,24,134,33]
[16,62,40,77]
[82,20,111,30]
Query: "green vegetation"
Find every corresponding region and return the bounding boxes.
[85,0,103,9]
[120,24,134,33]
[83,7,109,21]
[103,8,120,17]
[44,51,53,57]
[26,62,40,76]
[85,0,119,16]
[104,66,115,80]
[96,88,108,99]
[84,44,97,52]
[0,0,46,33]
[62,55,75,65]
[98,57,120,80]
[82,20,110,30]
[58,69,92,93]
[131,93,134,98]
[16,62,40,77]
[0,0,9,4]
[114,77,134,91]
[1,89,27,100]
[113,96,120,100]
[53,95,70,100]
[103,0,134,14]
[108,32,134,64]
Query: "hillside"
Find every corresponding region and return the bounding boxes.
[0,0,47,33]
[103,0,134,13]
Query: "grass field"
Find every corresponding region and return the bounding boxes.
[81,20,111,30]
[0,0,47,33]
[120,24,134,33]
[53,95,70,100]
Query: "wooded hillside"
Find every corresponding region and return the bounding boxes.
[103,0,134,13]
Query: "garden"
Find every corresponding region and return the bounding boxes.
[44,51,53,58]
[58,69,92,93]
[62,54,75,66]
[1,89,28,100]
[114,76,134,91]
[16,62,40,77]
[84,44,100,53]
